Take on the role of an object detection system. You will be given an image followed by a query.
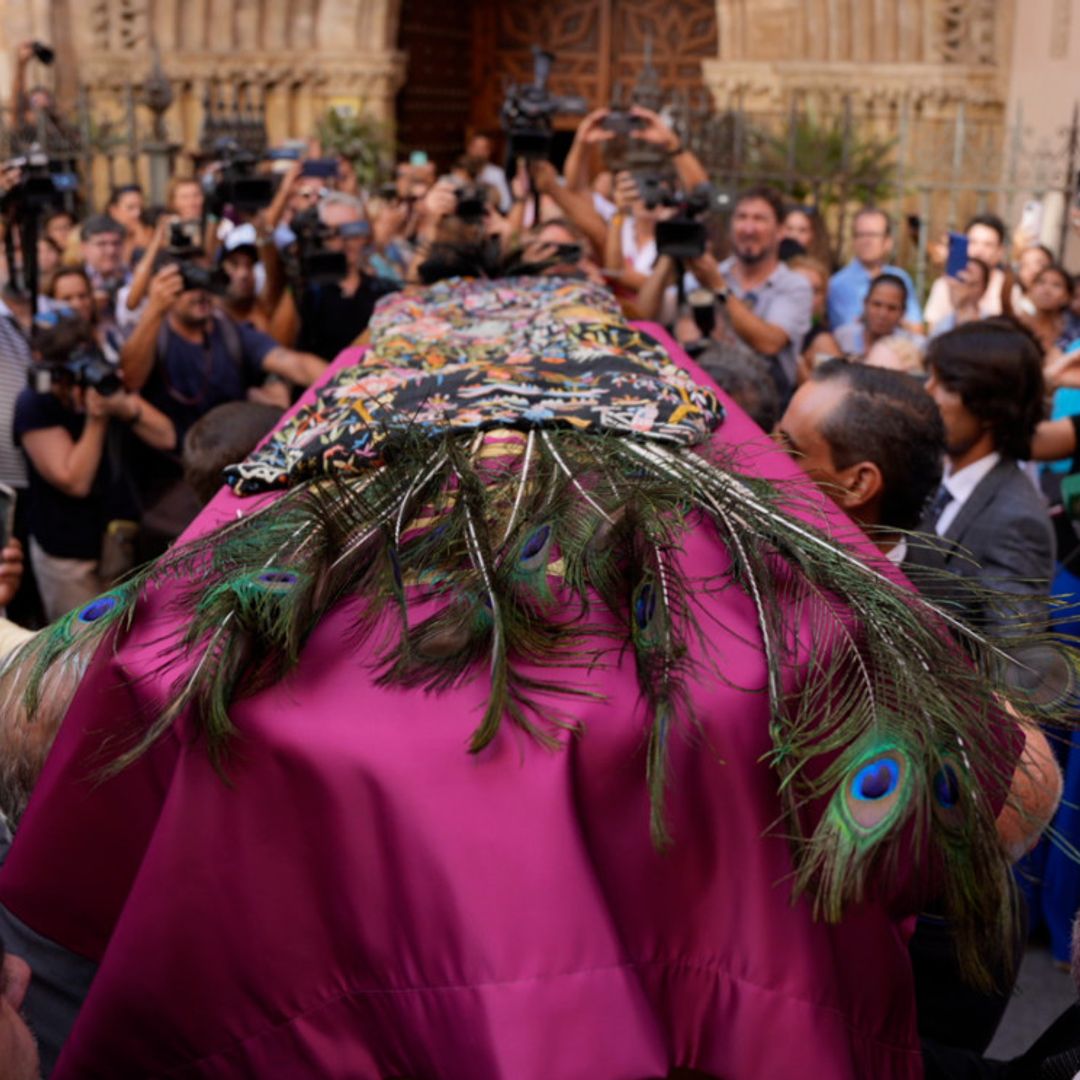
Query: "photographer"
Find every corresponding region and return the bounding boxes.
[8,41,72,155]
[15,313,174,620]
[120,262,326,423]
[44,265,124,361]
[272,192,399,360]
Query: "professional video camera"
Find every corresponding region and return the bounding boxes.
[0,148,76,214]
[203,138,276,215]
[0,145,79,313]
[162,221,229,296]
[287,205,348,286]
[28,311,122,397]
[655,183,716,260]
[500,47,587,161]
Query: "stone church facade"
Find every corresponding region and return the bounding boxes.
[0,0,1023,147]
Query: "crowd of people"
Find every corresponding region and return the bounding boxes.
[4,37,1080,1078]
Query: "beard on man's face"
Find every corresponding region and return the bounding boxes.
[733,239,770,265]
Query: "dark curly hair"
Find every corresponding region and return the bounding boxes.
[811,359,944,531]
[924,317,1044,460]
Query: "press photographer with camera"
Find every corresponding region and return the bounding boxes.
[45,266,125,363]
[120,259,326,424]
[15,312,174,620]
[272,192,399,359]
[667,186,813,400]
[8,40,74,157]
[117,258,325,550]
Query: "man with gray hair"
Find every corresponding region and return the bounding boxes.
[284,191,400,361]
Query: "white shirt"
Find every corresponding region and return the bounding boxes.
[886,537,908,565]
[935,452,1001,536]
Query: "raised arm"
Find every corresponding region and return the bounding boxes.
[10,42,32,129]
[562,108,613,193]
[629,105,710,191]
[528,161,608,256]
[119,265,183,391]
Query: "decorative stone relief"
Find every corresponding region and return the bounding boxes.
[1051,0,1072,60]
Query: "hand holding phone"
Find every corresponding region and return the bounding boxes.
[300,158,338,180]
[945,231,968,278]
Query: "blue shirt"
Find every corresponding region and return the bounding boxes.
[144,316,277,444]
[827,261,922,330]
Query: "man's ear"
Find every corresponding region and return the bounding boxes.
[883,234,895,259]
[836,460,884,512]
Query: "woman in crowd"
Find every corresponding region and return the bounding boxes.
[106,184,151,269]
[789,254,841,378]
[42,208,77,259]
[14,313,175,620]
[44,266,124,361]
[928,258,991,338]
[833,272,923,359]
[780,204,832,266]
[166,176,205,223]
[603,169,662,299]
[1010,243,1054,317]
[1022,264,1080,353]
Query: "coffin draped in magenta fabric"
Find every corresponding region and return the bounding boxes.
[0,313,931,1078]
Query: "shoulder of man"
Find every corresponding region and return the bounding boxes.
[828,260,861,285]
[770,260,812,296]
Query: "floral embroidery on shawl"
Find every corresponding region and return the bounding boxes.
[226,276,724,494]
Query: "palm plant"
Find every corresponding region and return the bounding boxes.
[315,107,393,190]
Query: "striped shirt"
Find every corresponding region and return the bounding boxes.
[0,301,33,488]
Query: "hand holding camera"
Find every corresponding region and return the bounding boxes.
[626,105,680,154]
[147,264,185,315]
[577,108,617,145]
[418,180,458,231]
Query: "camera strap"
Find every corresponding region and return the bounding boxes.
[155,312,243,407]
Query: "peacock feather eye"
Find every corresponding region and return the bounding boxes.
[257,569,298,587]
[851,758,900,802]
[634,580,657,632]
[933,763,960,809]
[840,748,909,837]
[520,524,551,562]
[78,595,118,624]
[517,523,553,575]
[930,755,966,831]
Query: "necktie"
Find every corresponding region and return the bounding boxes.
[926,484,954,530]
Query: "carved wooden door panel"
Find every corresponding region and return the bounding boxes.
[469,0,716,137]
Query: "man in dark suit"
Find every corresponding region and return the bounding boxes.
[906,319,1058,1069]
[907,319,1054,644]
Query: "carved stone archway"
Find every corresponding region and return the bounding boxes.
[10,0,407,157]
[705,0,1013,116]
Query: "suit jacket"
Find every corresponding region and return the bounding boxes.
[906,457,1055,639]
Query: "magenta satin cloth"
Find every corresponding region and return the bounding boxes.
[1,328,929,1078]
